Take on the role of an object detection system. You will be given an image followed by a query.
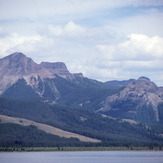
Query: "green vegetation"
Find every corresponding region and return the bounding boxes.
[104,101,159,124]
[2,76,120,111]
[2,79,40,101]
[0,123,83,147]
[0,97,163,147]
[50,76,120,110]
[148,103,163,133]
[158,103,163,122]
[1,54,163,149]
[0,146,162,152]
[1,76,163,148]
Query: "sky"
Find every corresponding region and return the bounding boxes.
[0,0,163,86]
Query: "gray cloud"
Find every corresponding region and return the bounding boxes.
[1,0,163,20]
[0,1,163,86]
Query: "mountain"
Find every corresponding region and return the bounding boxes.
[0,52,85,99]
[0,52,119,107]
[1,53,163,122]
[99,77,163,124]
[0,52,53,95]
[0,52,163,147]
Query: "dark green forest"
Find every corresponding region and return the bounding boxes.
[1,76,163,147]
[0,97,163,147]
[0,123,82,147]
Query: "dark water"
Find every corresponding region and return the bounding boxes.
[0,151,163,163]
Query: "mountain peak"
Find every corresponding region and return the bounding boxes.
[9,52,25,57]
[138,76,150,81]
[0,52,41,76]
[126,77,158,95]
[3,52,27,63]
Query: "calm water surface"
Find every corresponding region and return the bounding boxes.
[0,151,163,163]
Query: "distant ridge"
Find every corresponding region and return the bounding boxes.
[105,79,135,86]
[100,77,163,123]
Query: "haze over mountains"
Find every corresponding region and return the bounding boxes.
[0,52,163,147]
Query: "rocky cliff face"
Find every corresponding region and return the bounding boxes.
[0,52,53,94]
[40,62,84,79]
[0,52,83,95]
[40,62,72,77]
[0,52,41,75]
[99,77,163,122]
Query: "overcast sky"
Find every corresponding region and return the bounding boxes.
[0,0,163,85]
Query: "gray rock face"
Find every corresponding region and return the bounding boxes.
[0,52,53,94]
[40,62,67,69]
[40,62,71,76]
[100,77,163,122]
[0,52,42,76]
[0,52,83,95]
[73,73,84,78]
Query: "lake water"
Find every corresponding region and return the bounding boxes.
[0,151,163,163]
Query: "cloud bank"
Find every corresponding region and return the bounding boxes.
[0,1,163,85]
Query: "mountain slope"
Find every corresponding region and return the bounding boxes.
[0,123,83,147]
[99,77,163,124]
[0,52,120,108]
[1,97,162,146]
[0,52,163,146]
[0,114,100,143]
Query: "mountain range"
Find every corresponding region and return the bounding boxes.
[0,52,163,147]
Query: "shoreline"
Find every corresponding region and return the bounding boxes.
[0,146,162,152]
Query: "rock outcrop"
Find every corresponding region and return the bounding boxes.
[40,62,72,77]
[99,77,163,122]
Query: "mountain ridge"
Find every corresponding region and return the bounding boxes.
[1,52,163,120]
[99,77,163,123]
[0,52,52,94]
[0,52,84,95]
[0,52,163,147]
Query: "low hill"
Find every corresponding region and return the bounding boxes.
[0,114,100,143]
